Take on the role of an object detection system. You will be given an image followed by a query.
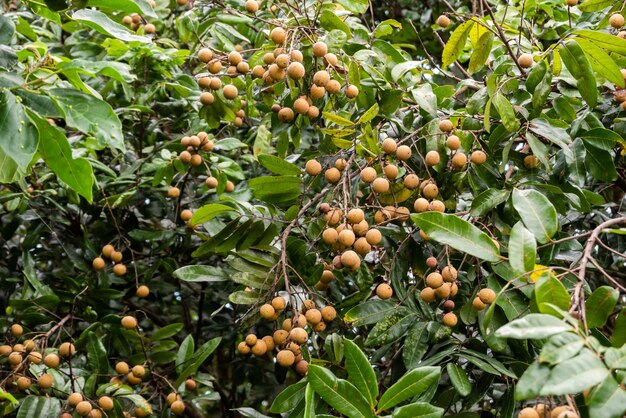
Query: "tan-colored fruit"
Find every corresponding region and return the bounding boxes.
[313,70,330,87]
[425,150,440,166]
[144,23,156,34]
[436,15,450,27]
[68,393,83,406]
[11,323,23,337]
[200,92,214,105]
[439,119,453,133]
[13,344,24,353]
[278,107,295,122]
[102,244,115,258]
[401,174,418,191]
[446,135,461,150]
[435,283,451,298]
[610,13,625,29]
[341,250,361,270]
[16,376,31,391]
[442,312,458,327]
[251,65,265,78]
[322,228,339,245]
[313,41,328,57]
[321,306,337,322]
[135,405,152,417]
[110,250,123,262]
[354,220,370,236]
[384,164,399,179]
[271,296,286,311]
[535,403,546,416]
[273,329,289,345]
[289,49,303,62]
[324,209,342,225]
[27,351,42,364]
[566,0,578,5]
[519,407,540,418]
[305,309,322,325]
[271,27,287,44]
[294,360,309,375]
[115,361,129,374]
[179,150,192,163]
[311,84,326,99]
[198,48,213,63]
[260,304,275,320]
[478,288,496,304]
[209,77,222,90]
[38,373,53,389]
[113,263,127,276]
[396,145,412,160]
[121,316,137,329]
[619,30,626,39]
[442,300,455,312]
[42,353,59,368]
[122,16,133,26]
[294,98,310,114]
[171,400,186,416]
[426,256,438,268]
[374,209,391,224]
[372,177,390,194]
[189,136,201,147]
[427,200,443,212]
[287,61,305,80]
[325,80,341,94]
[426,272,444,288]
[237,341,251,354]
[132,365,146,378]
[320,270,335,284]
[524,155,539,168]
[76,401,93,416]
[365,228,382,245]
[376,283,393,299]
[207,60,222,74]
[471,150,487,165]
[275,53,290,69]
[422,183,439,199]
[262,336,275,351]
[245,0,259,13]
[245,334,258,346]
[134,285,149,299]
[345,85,359,98]
[338,229,356,246]
[59,342,76,357]
[325,167,341,184]
[382,138,397,154]
[8,351,22,365]
[251,339,268,356]
[420,287,437,302]
[451,152,467,169]
[307,106,320,118]
[518,53,534,68]
[263,53,275,65]
[344,209,363,225]
[180,209,193,222]
[395,206,410,222]
[360,167,377,183]
[550,407,573,418]
[472,297,486,311]
[335,158,347,170]
[91,256,106,271]
[442,266,457,282]
[222,84,238,100]
[206,176,218,188]
[97,397,114,412]
[277,349,296,367]
[167,186,180,198]
[305,159,322,176]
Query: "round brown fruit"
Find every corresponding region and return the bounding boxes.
[321,306,337,322]
[429,200,445,212]
[313,42,328,57]
[287,62,305,80]
[345,85,359,98]
[518,407,540,418]
[426,272,444,289]
[98,397,114,412]
[420,287,436,303]
[207,60,222,74]
[376,283,393,299]
[167,186,180,198]
[396,145,412,160]
[470,150,487,165]
[305,159,322,176]
[442,312,458,327]
[121,316,138,329]
[223,85,238,100]
[305,309,322,325]
[245,0,259,13]
[404,174,420,190]
[278,107,295,123]
[383,164,398,179]
[200,92,214,106]
[206,176,218,188]
[451,152,467,169]
[446,135,461,150]
[364,228,381,245]
[426,256,438,268]
[115,361,129,374]
[325,80,341,94]
[322,228,339,245]
[171,400,186,416]
[478,288,496,304]
[310,84,326,99]
[237,341,250,354]
[472,297,486,311]
[313,71,330,87]
[113,263,127,276]
[436,15,450,27]
[270,27,287,44]
[518,53,534,68]
[11,324,23,337]
[198,48,213,63]
[294,360,309,375]
[439,119,454,132]
[277,349,296,367]
[294,98,309,115]
[59,342,76,358]
[442,266,457,282]
[251,340,267,356]
[38,373,53,389]
[340,250,361,270]
[372,177,390,194]
[381,138,397,154]
[144,23,156,34]
[180,209,193,222]
[610,13,625,29]
[102,244,115,258]
[325,167,341,184]
[422,183,439,199]
[44,353,60,368]
[425,150,440,166]
[551,407,573,418]
[524,155,539,168]
[360,167,377,183]
[92,257,105,271]
[76,401,92,416]
[338,229,356,246]
[566,0,578,5]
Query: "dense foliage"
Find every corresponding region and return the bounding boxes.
[1,0,626,417]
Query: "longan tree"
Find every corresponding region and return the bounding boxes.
[1,0,626,417]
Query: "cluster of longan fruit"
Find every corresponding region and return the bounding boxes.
[238,297,337,375]
[425,120,487,171]
[58,393,115,418]
[92,244,127,277]
[121,0,158,35]
[1,324,75,397]
[417,258,460,327]
[518,403,579,418]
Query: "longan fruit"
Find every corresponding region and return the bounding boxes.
[305,309,322,325]
[115,361,130,374]
[59,342,76,357]
[403,174,419,190]
[360,167,377,183]
[414,197,429,212]
[335,158,347,170]
[446,135,461,150]
[566,0,578,5]
[429,200,445,212]
[470,150,487,165]
[524,155,539,168]
[262,336,275,351]
[259,304,275,320]
[312,42,328,57]
[1,345,13,357]
[237,341,251,354]
[113,263,127,276]
[325,167,341,184]
[435,282,451,298]
[442,266,457,282]
[291,49,303,62]
[313,70,330,87]
[121,316,138,329]
[132,365,146,378]
[38,373,53,389]
[450,282,458,297]
[354,238,371,255]
[325,80,341,94]
[245,0,259,13]
[251,340,268,356]
[372,177,390,194]
[277,349,295,367]
[251,65,265,78]
[352,220,369,236]
[207,60,222,74]
[27,351,42,364]
[425,150,440,166]
[8,351,22,366]
[68,392,83,406]
[340,250,361,270]
[190,154,203,166]
[167,186,180,198]
[287,62,305,80]
[442,300,455,312]
[189,136,201,147]
[310,84,326,99]
[294,360,309,375]
[274,54,289,69]
[92,257,105,270]
[307,106,320,118]
[394,207,410,222]
[374,209,391,224]
[426,256,438,268]
[198,48,213,63]
[478,288,496,304]
[16,376,31,391]
[436,15,450,27]
[209,77,222,90]
[345,85,359,98]
[535,404,546,416]
[396,145,412,160]
[76,401,92,416]
[179,150,192,163]
[320,270,335,284]
[13,343,24,353]
[610,13,625,29]
[381,138,397,154]
[442,312,458,327]
[222,84,238,100]
[338,229,356,246]
[200,92,214,105]
[365,228,382,245]
[270,27,287,44]
[451,152,467,169]
[294,98,310,115]
[426,272,444,288]
[551,407,573,418]
[321,306,337,322]
[245,334,258,346]
[43,353,61,369]
[422,183,439,199]
[347,208,365,224]
[313,321,327,331]
[271,296,286,311]
[384,164,399,179]
[122,15,133,25]
[278,107,295,123]
[144,23,156,34]
[322,228,339,244]
[263,52,275,65]
[273,329,289,345]
[102,244,115,258]
[518,53,534,68]
[420,287,437,303]
[519,407,540,418]
[109,249,123,262]
[171,400,186,416]
[324,209,342,225]
[376,283,393,299]
[180,209,193,222]
[127,372,142,385]
[439,119,454,132]
[11,323,23,337]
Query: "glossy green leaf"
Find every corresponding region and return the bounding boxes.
[151,323,183,341]
[587,376,626,418]
[175,335,194,374]
[270,381,308,413]
[356,103,379,125]
[191,204,238,225]
[468,31,493,74]
[391,402,444,418]
[585,286,619,328]
[493,93,519,132]
[86,331,108,375]
[574,30,626,55]
[442,20,474,68]
[343,300,401,326]
[173,265,229,282]
[86,0,157,18]
[495,314,573,339]
[308,365,375,418]
[559,40,597,108]
[344,339,377,407]
[174,337,221,387]
[509,222,536,277]
[470,188,509,217]
[446,363,471,396]
[578,38,624,87]
[16,396,61,418]
[0,90,39,182]
[71,9,151,43]
[403,322,430,370]
[512,188,558,244]
[377,366,441,412]
[365,313,415,347]
[540,349,609,396]
[534,273,570,316]
[258,154,301,175]
[538,332,584,365]
[320,10,351,36]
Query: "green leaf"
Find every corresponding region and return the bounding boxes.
[611,309,626,347]
[174,337,221,387]
[577,0,615,11]
[173,265,229,282]
[258,154,301,175]
[49,88,124,151]
[344,300,402,326]
[320,10,351,36]
[270,381,308,413]
[28,111,94,202]
[391,61,422,82]
[574,29,626,55]
[578,38,625,87]
[356,103,379,125]
[511,188,558,244]
[16,396,61,418]
[308,365,375,418]
[460,350,516,378]
[470,188,509,217]
[534,273,570,316]
[336,0,368,14]
[344,339,378,407]
[585,286,619,328]
[411,212,500,262]
[402,322,430,370]
[509,222,536,277]
[71,9,151,43]
[587,376,626,418]
[580,128,626,150]
[0,90,39,182]
[515,362,550,400]
[304,383,315,418]
[151,323,183,341]
[365,313,415,347]
[540,349,610,396]
[323,111,354,126]
[391,402,444,418]
[86,332,108,375]
[0,15,15,44]
[191,204,237,226]
[248,176,302,203]
[468,31,493,74]
[539,332,584,365]
[496,314,572,339]
[559,40,597,108]
[175,335,194,374]
[377,367,441,412]
[584,143,618,181]
[446,363,471,397]
[493,93,520,132]
[442,20,474,68]
[86,0,157,18]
